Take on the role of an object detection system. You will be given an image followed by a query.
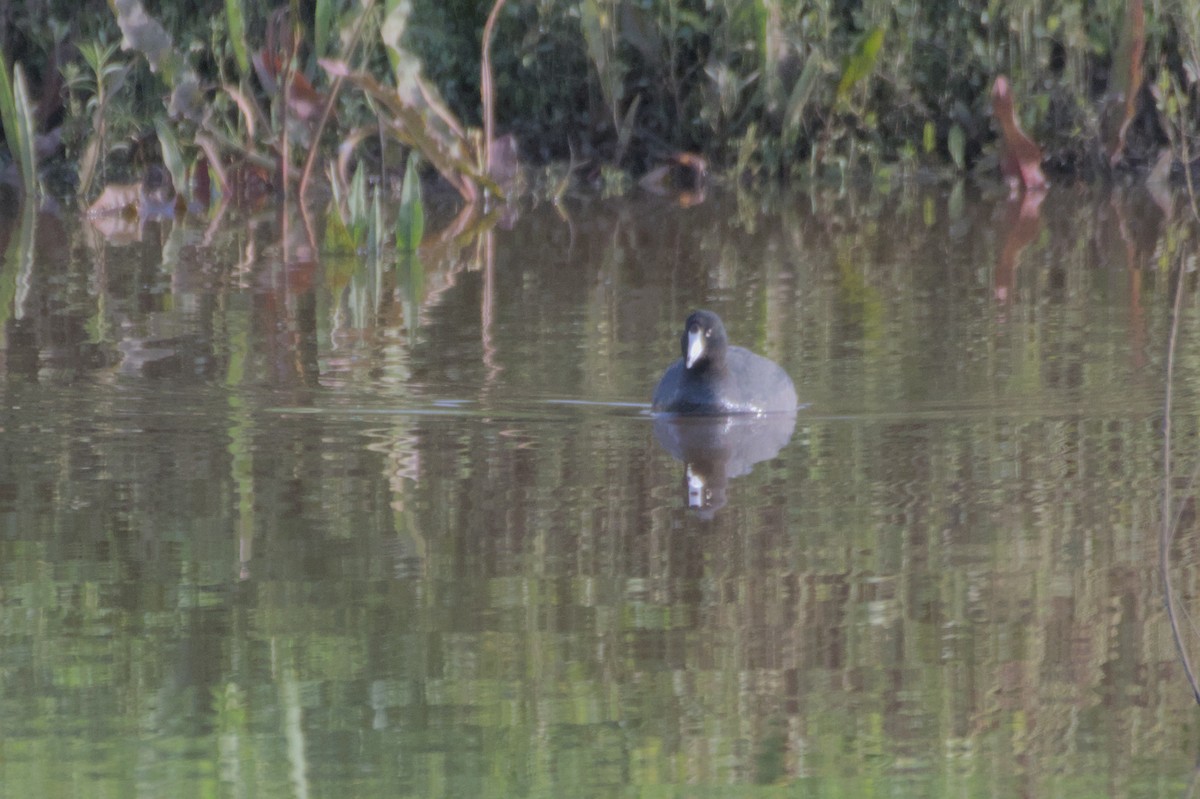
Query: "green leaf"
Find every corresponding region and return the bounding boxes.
[396,152,424,253]
[225,0,250,77]
[323,204,357,255]
[11,65,37,200]
[783,54,822,150]
[155,117,187,201]
[948,123,965,170]
[314,0,335,57]
[0,50,19,161]
[836,27,885,105]
[0,50,37,199]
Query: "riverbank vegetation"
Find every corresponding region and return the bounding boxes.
[0,0,1193,207]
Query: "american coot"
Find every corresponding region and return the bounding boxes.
[652,310,798,415]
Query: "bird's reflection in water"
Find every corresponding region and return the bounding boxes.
[653,413,796,517]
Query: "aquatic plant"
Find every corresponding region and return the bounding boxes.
[3,0,1200,201]
[396,152,424,253]
[991,76,1047,193]
[0,46,41,200]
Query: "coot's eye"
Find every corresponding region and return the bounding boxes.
[705,329,711,338]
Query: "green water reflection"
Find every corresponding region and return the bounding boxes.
[1,187,1199,797]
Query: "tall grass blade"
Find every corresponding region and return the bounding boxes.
[782,54,822,152]
[0,51,37,199]
[0,51,18,163]
[11,66,38,200]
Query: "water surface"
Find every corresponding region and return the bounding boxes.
[2,185,1199,797]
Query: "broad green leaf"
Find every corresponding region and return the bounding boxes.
[225,0,250,77]
[323,204,357,255]
[314,0,335,57]
[948,123,965,170]
[836,27,885,105]
[396,152,424,252]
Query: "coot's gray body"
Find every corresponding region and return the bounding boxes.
[652,310,797,415]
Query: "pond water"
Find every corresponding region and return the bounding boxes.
[2,183,1200,797]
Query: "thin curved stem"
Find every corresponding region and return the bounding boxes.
[299,0,376,203]
[1161,238,1200,706]
[480,0,508,181]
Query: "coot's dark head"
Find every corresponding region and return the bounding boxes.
[680,310,728,371]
